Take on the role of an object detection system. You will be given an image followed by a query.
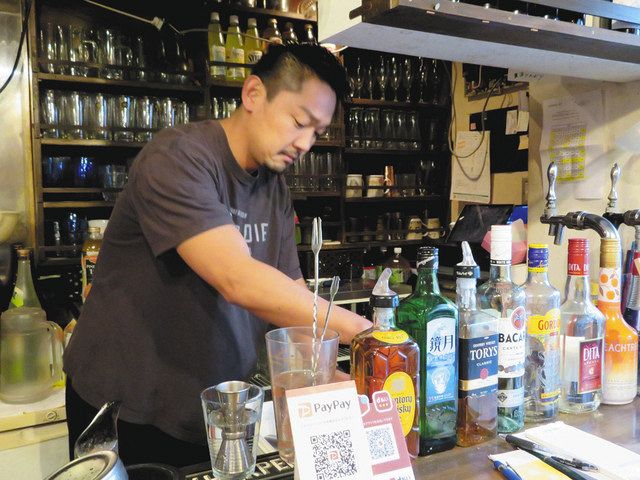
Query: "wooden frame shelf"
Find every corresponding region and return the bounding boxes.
[345,98,449,109]
[296,238,442,252]
[343,148,423,155]
[36,72,204,93]
[43,201,115,208]
[40,138,146,148]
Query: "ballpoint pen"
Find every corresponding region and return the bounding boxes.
[492,460,523,480]
[500,434,599,472]
[528,450,597,480]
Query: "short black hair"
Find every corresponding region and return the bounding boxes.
[251,44,349,102]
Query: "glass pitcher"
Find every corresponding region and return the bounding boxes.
[0,307,64,403]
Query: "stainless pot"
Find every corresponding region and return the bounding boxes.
[44,451,128,480]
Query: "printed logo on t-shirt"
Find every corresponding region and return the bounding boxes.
[229,206,270,245]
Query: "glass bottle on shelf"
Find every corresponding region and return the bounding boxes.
[351,268,420,458]
[225,15,245,81]
[456,241,498,447]
[599,238,639,404]
[244,18,263,78]
[477,225,526,433]
[10,248,42,309]
[282,22,298,44]
[81,226,102,302]
[262,18,283,52]
[207,12,226,79]
[301,23,317,45]
[379,247,411,285]
[559,238,604,414]
[397,246,458,455]
[523,244,561,422]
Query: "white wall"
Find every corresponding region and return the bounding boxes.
[528,76,640,288]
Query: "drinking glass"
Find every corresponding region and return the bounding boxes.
[418,58,430,103]
[426,117,440,152]
[40,89,59,138]
[133,96,153,142]
[98,29,130,80]
[201,382,263,480]
[111,95,133,142]
[407,111,421,150]
[73,156,97,187]
[389,56,401,102]
[84,93,109,140]
[39,23,58,74]
[56,25,70,75]
[60,91,84,139]
[265,327,339,463]
[396,173,416,197]
[68,26,97,77]
[362,108,377,149]
[393,111,408,150]
[381,109,395,149]
[347,108,363,148]
[402,57,413,102]
[322,152,337,191]
[42,156,70,187]
[174,101,190,125]
[353,57,363,99]
[131,35,150,81]
[366,64,374,100]
[307,152,320,191]
[376,56,387,101]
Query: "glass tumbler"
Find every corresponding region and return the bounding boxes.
[84,93,109,140]
[111,95,134,142]
[40,89,59,138]
[60,91,84,139]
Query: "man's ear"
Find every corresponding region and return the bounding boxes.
[241,75,266,113]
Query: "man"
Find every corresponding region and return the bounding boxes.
[63,44,372,466]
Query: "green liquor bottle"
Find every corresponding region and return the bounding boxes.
[397,246,458,455]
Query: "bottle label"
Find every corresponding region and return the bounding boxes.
[383,371,416,437]
[459,334,499,398]
[496,306,526,379]
[497,387,524,408]
[527,309,560,335]
[82,252,99,301]
[389,268,405,284]
[490,240,511,264]
[246,49,262,65]
[227,47,245,79]
[579,337,603,393]
[372,330,410,345]
[426,317,456,406]
[210,45,225,76]
[10,287,24,308]
[605,341,638,354]
[568,254,589,276]
[599,267,621,303]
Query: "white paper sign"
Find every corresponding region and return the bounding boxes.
[286,381,373,480]
[451,131,491,203]
[506,110,518,135]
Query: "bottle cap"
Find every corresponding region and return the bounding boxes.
[568,238,589,276]
[490,225,512,262]
[247,18,257,28]
[210,12,219,21]
[305,23,313,29]
[269,18,278,26]
[370,268,399,308]
[527,244,549,271]
[394,247,402,254]
[17,248,30,257]
[417,246,438,269]
[88,227,101,233]
[229,15,239,24]
[491,224,512,243]
[455,241,479,279]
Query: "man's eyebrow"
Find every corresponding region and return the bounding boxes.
[300,106,325,126]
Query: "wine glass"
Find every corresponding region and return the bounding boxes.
[366,64,374,100]
[389,56,401,102]
[402,57,413,102]
[375,56,387,101]
[418,58,429,103]
[353,57,364,99]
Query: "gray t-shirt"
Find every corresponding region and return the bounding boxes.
[64,120,301,443]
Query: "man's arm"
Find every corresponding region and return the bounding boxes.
[177,225,372,343]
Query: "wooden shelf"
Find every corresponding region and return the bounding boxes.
[230,5,316,22]
[291,191,341,200]
[40,138,146,148]
[343,148,423,155]
[43,187,121,194]
[345,98,449,109]
[209,78,244,89]
[36,72,203,93]
[344,195,441,203]
[43,201,115,208]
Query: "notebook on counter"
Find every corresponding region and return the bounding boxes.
[489,450,571,479]
[514,421,640,480]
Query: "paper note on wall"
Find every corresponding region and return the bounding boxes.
[540,90,606,199]
[451,131,491,203]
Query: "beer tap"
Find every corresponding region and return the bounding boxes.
[604,163,640,229]
[540,162,620,245]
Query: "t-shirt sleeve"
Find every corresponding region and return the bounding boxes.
[278,185,303,281]
[129,139,233,257]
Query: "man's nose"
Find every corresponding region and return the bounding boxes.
[293,128,316,154]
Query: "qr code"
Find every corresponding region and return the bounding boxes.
[366,423,399,465]
[311,429,357,479]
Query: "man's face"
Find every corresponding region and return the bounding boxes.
[248,77,336,173]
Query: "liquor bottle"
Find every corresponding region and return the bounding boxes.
[351,268,420,458]
[397,246,458,455]
[262,18,283,52]
[559,238,604,414]
[456,242,498,447]
[244,18,263,78]
[207,12,226,79]
[477,225,526,433]
[301,23,317,45]
[81,226,102,302]
[9,248,42,309]
[282,22,298,45]
[523,244,561,422]
[599,238,639,404]
[225,15,245,81]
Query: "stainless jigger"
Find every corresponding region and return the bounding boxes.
[215,381,252,479]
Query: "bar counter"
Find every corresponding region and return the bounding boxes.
[412,397,640,478]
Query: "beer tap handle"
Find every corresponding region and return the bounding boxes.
[606,163,620,214]
[544,162,558,219]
